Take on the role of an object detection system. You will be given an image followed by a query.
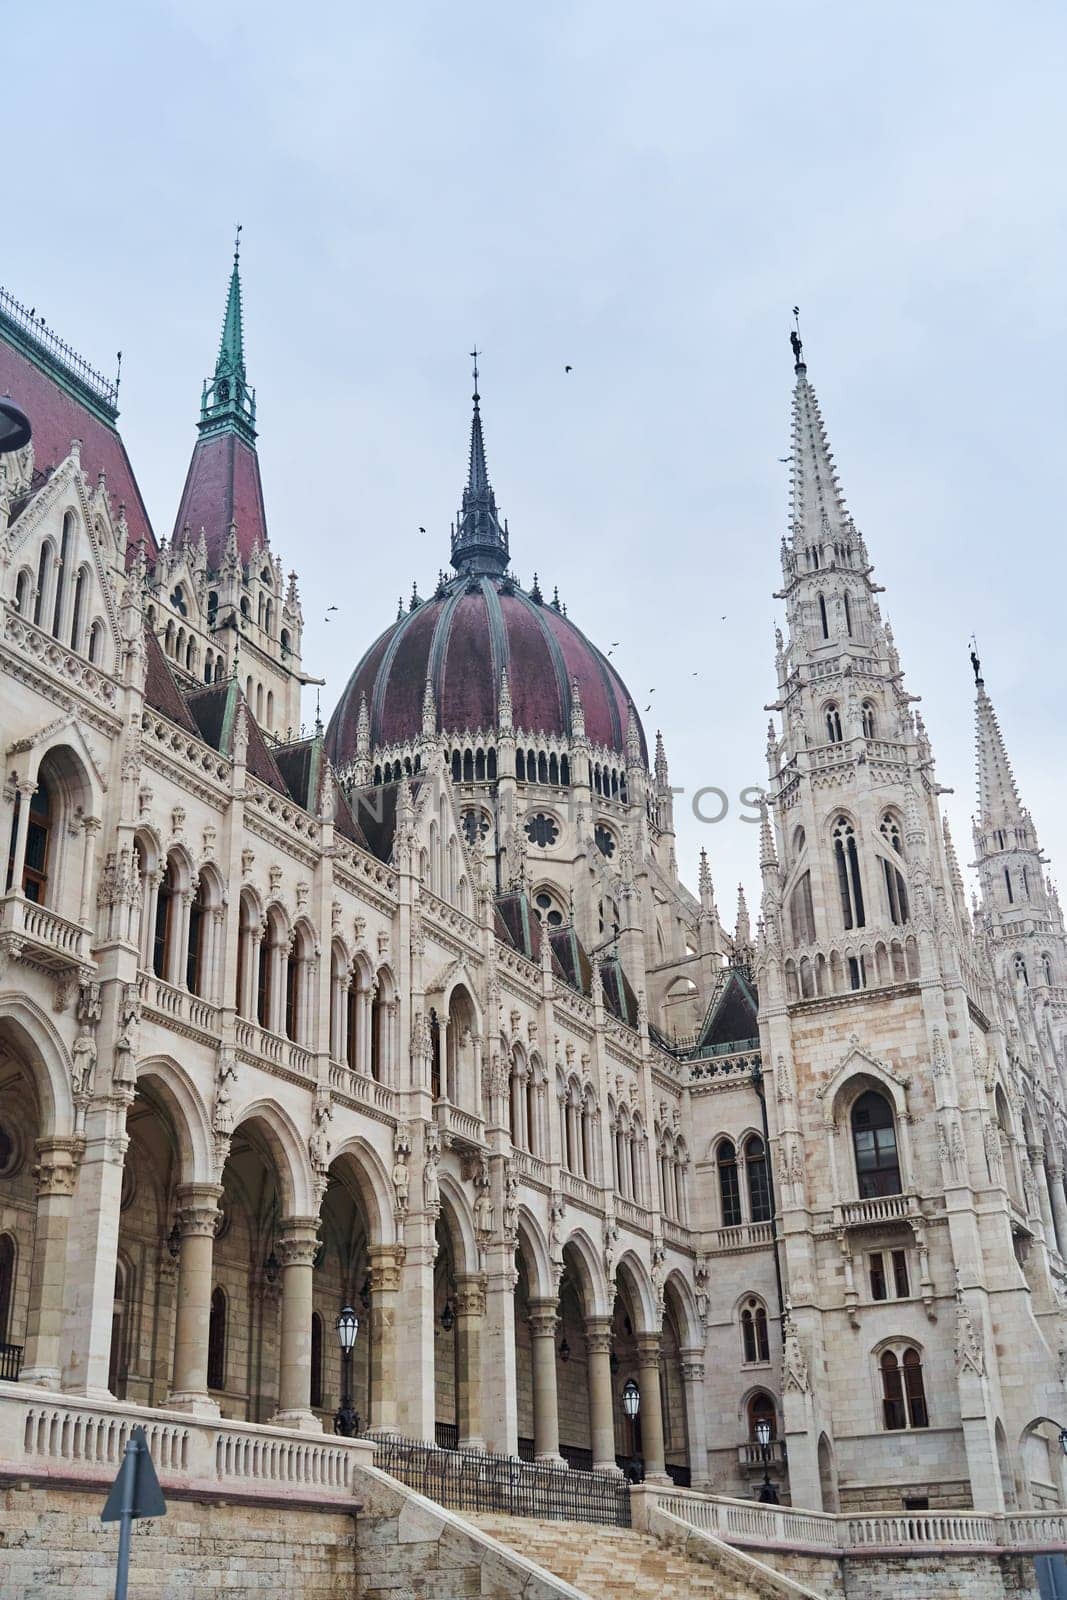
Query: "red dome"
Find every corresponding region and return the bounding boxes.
[326,576,646,767]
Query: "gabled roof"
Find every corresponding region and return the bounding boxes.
[695,962,760,1052]
[144,629,200,733]
[173,429,269,569]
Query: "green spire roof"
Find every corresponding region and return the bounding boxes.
[198,231,256,443]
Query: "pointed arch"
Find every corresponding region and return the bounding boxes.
[134,1054,215,1185]
[437,1174,479,1276]
[664,1269,702,1348]
[615,1249,657,1334]
[327,1136,397,1247]
[230,1099,317,1217]
[515,1207,554,1302]
[560,1227,610,1318]
[0,997,75,1140]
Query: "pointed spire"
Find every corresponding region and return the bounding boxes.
[788,336,856,554]
[654,730,669,792]
[735,884,751,948]
[698,847,713,908]
[198,228,256,442]
[451,350,510,577]
[759,798,778,871]
[974,670,1025,830]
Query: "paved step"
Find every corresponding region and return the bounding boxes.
[468,1513,771,1600]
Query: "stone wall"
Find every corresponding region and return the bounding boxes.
[0,1481,357,1600]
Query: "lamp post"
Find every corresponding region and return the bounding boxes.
[333,1305,360,1437]
[621,1378,642,1482]
[0,398,31,456]
[755,1416,779,1504]
[1059,1427,1067,1458]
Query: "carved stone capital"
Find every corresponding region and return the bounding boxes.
[33,1137,80,1198]
[528,1298,559,1339]
[368,1243,406,1294]
[454,1272,487,1317]
[176,1182,223,1237]
[277,1216,321,1269]
[583,1316,614,1357]
[635,1333,662,1368]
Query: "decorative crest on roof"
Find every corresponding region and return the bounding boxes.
[450,350,509,577]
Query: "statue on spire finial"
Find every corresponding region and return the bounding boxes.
[969,635,983,686]
[470,345,480,402]
[234,221,243,264]
[790,306,804,371]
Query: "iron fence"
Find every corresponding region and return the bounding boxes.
[368,1434,632,1527]
[0,1343,23,1381]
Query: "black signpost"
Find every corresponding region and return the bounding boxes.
[101,1425,167,1600]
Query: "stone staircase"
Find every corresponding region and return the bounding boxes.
[468,1513,796,1599]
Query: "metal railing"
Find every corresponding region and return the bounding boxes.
[0,285,119,415]
[368,1434,631,1527]
[0,1342,22,1381]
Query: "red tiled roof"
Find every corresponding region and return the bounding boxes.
[0,331,158,562]
[173,430,269,568]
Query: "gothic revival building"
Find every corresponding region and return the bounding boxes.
[0,252,1064,1524]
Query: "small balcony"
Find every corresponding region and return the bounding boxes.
[839,1192,917,1229]
[0,1343,22,1381]
[0,893,92,974]
[432,1099,487,1152]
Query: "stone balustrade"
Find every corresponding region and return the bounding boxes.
[141,973,220,1037]
[1,1382,372,1502]
[710,1220,776,1253]
[0,891,92,971]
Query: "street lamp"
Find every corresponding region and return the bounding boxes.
[621,1379,643,1482]
[754,1417,779,1504]
[333,1305,360,1438]
[0,398,31,456]
[1059,1427,1067,1458]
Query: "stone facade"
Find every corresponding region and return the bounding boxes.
[0,261,1063,1563]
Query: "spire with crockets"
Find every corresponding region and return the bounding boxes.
[971,657,1047,924]
[450,349,509,577]
[199,225,256,443]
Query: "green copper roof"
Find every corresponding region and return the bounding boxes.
[198,236,256,443]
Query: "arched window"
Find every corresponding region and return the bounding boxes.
[881,1346,928,1430]
[14,567,32,616]
[843,592,853,636]
[52,512,73,639]
[69,566,88,652]
[1043,954,1054,987]
[207,1287,226,1391]
[879,817,908,925]
[0,1233,14,1343]
[818,593,829,639]
[825,704,843,743]
[851,1091,901,1198]
[1014,954,1028,986]
[745,1134,772,1222]
[87,619,104,665]
[33,540,53,628]
[789,871,815,945]
[747,1391,777,1440]
[718,1139,742,1227]
[153,858,177,979]
[861,700,876,739]
[832,816,865,930]
[186,877,207,994]
[741,1297,770,1363]
[310,1311,324,1409]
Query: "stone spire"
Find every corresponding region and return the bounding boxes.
[654,730,669,791]
[450,351,509,577]
[421,675,437,740]
[198,227,256,444]
[971,662,1045,920]
[569,674,584,741]
[355,692,370,760]
[625,703,643,770]
[759,798,778,871]
[973,668,1026,833]
[735,884,751,948]
[788,338,855,556]
[498,667,514,734]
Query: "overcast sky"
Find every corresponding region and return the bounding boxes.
[7,1,1067,913]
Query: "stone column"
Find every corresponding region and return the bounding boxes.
[529,1298,564,1462]
[481,1252,519,1457]
[1047,1162,1067,1258]
[168,1183,222,1415]
[636,1334,667,1482]
[20,1139,79,1387]
[454,1272,486,1451]
[7,779,35,894]
[78,817,101,927]
[1031,1146,1058,1252]
[61,1095,131,1397]
[367,1243,403,1434]
[271,1216,322,1431]
[679,1347,711,1488]
[585,1317,620,1473]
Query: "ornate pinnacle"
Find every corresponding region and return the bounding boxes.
[569,674,585,741]
[421,675,436,739]
[498,666,513,734]
[355,692,370,759]
[759,798,778,872]
[735,884,751,948]
[654,730,669,791]
[625,703,642,770]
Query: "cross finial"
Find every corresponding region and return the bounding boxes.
[470,346,480,401]
[234,222,243,264]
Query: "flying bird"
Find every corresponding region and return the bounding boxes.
[324,606,338,622]
[643,704,651,711]
[564,365,573,373]
[418,526,426,533]
[778,457,790,463]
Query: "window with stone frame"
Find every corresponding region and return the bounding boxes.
[880,1346,928,1430]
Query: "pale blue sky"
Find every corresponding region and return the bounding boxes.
[7,1,1067,907]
